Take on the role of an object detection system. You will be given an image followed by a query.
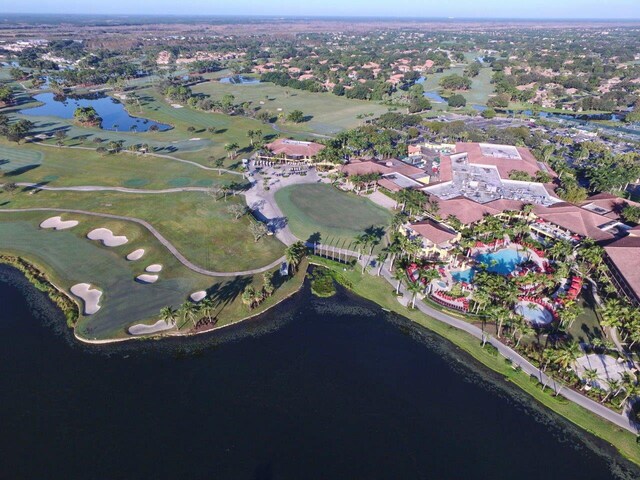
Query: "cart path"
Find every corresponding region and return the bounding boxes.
[0,207,284,277]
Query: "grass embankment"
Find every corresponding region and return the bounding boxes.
[0,211,299,342]
[0,140,239,189]
[0,254,79,327]
[192,79,389,136]
[310,255,640,466]
[1,188,284,273]
[275,183,392,247]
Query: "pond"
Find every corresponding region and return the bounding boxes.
[1,264,638,479]
[424,91,447,103]
[220,75,260,85]
[20,92,172,132]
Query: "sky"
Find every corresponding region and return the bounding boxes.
[2,0,640,19]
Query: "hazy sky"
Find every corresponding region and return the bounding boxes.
[2,0,640,19]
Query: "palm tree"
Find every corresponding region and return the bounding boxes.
[200,297,215,324]
[421,268,440,293]
[393,267,405,295]
[159,306,178,328]
[620,374,640,406]
[376,251,388,276]
[555,342,582,372]
[285,241,306,274]
[582,368,600,389]
[602,378,622,404]
[407,280,422,309]
[242,286,256,309]
[181,301,199,328]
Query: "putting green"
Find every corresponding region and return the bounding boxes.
[275,183,392,245]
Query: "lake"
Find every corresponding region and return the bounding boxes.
[0,263,638,479]
[21,92,172,132]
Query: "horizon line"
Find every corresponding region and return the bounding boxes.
[1,13,640,21]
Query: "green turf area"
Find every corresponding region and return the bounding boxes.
[275,183,392,245]
[0,211,299,341]
[311,256,640,467]
[0,141,239,188]
[192,80,389,136]
[1,189,284,273]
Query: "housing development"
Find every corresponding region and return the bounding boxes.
[2,11,640,477]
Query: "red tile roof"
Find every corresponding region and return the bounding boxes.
[408,220,457,245]
[532,203,615,242]
[604,232,640,301]
[430,195,499,225]
[265,138,324,158]
[580,193,640,220]
[438,142,556,182]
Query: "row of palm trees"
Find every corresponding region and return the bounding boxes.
[159,297,216,330]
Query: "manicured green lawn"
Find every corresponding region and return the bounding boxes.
[275,183,392,245]
[0,141,238,188]
[0,211,298,340]
[192,80,389,135]
[1,189,284,272]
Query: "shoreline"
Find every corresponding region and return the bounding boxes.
[4,252,640,465]
[308,257,640,466]
[0,251,306,345]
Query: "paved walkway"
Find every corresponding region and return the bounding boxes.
[16,183,217,194]
[373,259,639,434]
[0,207,284,277]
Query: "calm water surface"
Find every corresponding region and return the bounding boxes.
[21,92,171,132]
[0,264,638,479]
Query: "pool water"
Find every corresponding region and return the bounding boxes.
[516,302,554,326]
[476,249,527,275]
[21,92,172,132]
[452,249,527,283]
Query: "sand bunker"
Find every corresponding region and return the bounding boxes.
[171,104,183,109]
[128,319,174,335]
[136,274,159,284]
[190,290,207,302]
[87,228,128,247]
[126,249,145,261]
[40,216,79,230]
[145,264,163,273]
[70,283,102,315]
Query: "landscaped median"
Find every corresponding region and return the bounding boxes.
[309,255,640,466]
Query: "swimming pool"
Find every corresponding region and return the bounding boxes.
[476,249,527,275]
[452,269,474,283]
[515,301,554,326]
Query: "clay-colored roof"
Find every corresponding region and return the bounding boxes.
[533,203,615,242]
[431,195,499,225]
[265,138,324,158]
[580,193,640,220]
[604,232,640,301]
[341,161,391,176]
[408,219,457,245]
[438,142,556,182]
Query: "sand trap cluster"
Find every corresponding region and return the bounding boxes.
[136,274,159,284]
[87,228,128,247]
[40,216,79,230]
[70,283,102,315]
[128,319,174,335]
[190,290,207,302]
[145,264,163,273]
[126,249,145,261]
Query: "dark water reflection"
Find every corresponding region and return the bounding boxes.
[0,264,638,480]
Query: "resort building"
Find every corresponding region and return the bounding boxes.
[401,219,461,260]
[579,193,640,221]
[603,227,640,306]
[422,142,560,206]
[531,203,629,243]
[261,139,325,163]
[340,159,430,193]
